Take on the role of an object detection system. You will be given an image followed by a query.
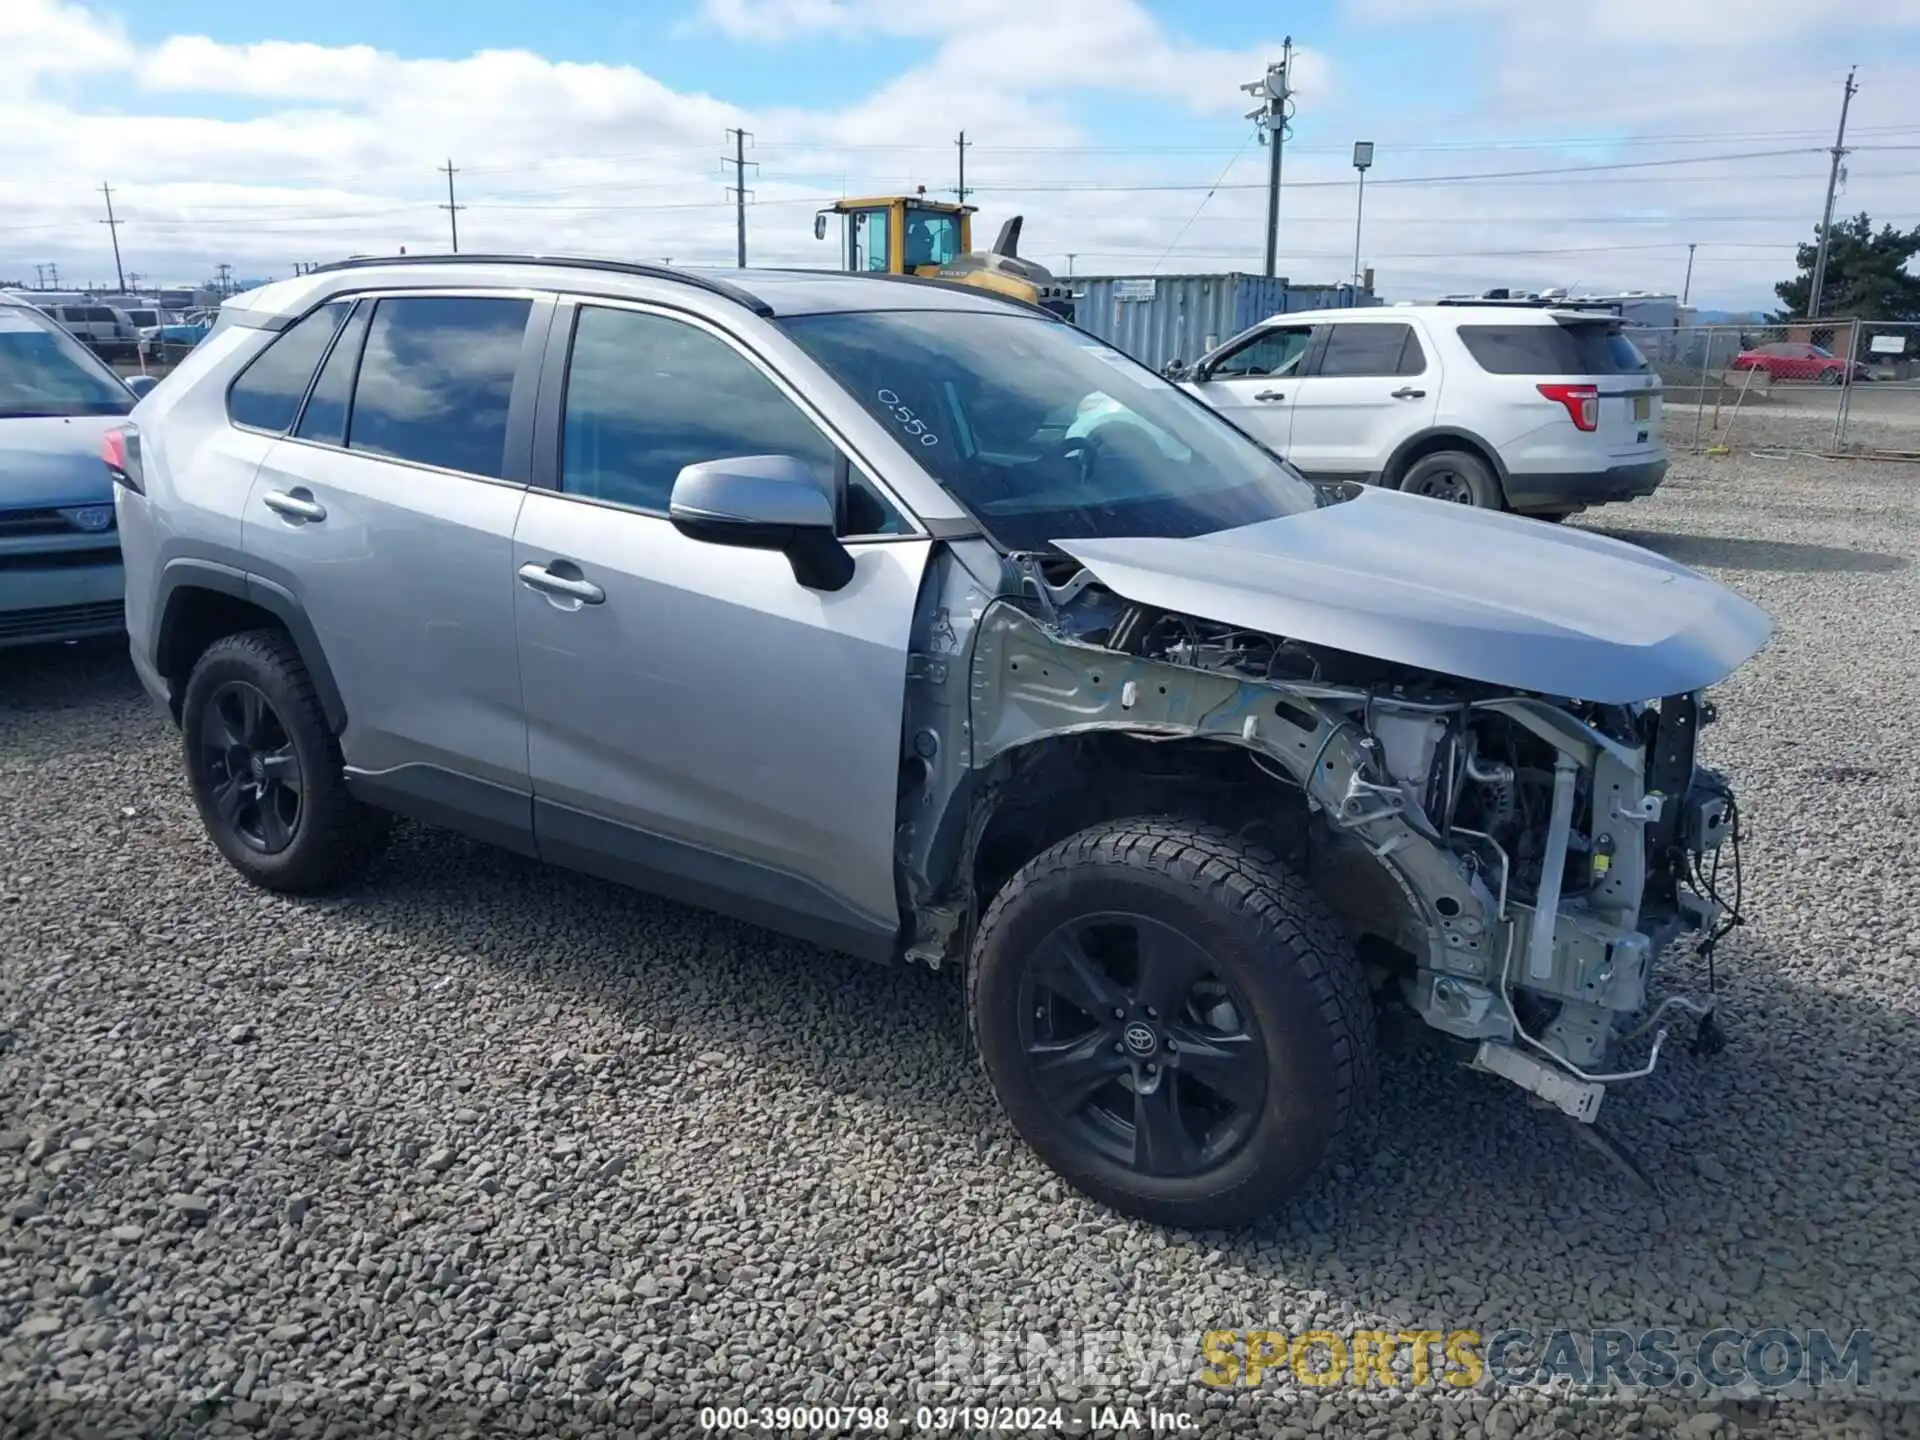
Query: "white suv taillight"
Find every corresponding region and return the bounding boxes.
[103,424,144,494]
[1537,383,1599,432]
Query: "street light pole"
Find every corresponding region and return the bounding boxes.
[1351,141,1374,300]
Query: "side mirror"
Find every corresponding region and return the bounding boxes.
[124,374,159,399]
[814,212,829,241]
[669,455,854,592]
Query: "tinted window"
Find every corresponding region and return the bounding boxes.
[0,308,131,419]
[561,305,906,534]
[85,307,117,324]
[784,310,1326,553]
[347,297,530,478]
[227,301,350,432]
[1211,327,1313,378]
[295,302,370,446]
[1457,323,1648,376]
[1316,323,1423,378]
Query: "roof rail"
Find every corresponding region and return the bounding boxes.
[306,253,774,317]
[755,266,1066,320]
[1435,296,1623,313]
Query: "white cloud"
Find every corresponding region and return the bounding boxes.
[0,0,1912,311]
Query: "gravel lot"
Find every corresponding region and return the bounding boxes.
[5,437,1919,1439]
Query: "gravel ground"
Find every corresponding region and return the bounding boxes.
[5,439,1920,1439]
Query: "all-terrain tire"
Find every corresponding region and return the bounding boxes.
[970,817,1376,1228]
[181,629,389,894]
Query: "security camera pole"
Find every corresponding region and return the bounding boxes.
[1242,39,1295,279]
[1351,141,1374,297]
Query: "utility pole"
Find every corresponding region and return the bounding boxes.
[1242,39,1295,279]
[1682,243,1697,306]
[99,183,127,293]
[955,130,971,205]
[1065,252,1076,276]
[47,263,61,290]
[34,264,46,289]
[216,263,232,297]
[439,159,464,254]
[1807,66,1858,321]
[724,129,755,268]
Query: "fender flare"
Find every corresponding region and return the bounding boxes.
[155,559,348,734]
[1381,426,1511,491]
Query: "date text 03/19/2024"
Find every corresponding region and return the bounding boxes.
[699,1404,1200,1432]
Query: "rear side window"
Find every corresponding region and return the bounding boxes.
[1316,323,1425,378]
[86,307,117,323]
[346,296,531,479]
[227,301,350,433]
[1457,323,1648,376]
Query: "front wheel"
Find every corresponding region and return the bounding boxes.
[970,818,1376,1228]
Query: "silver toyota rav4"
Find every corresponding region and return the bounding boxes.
[111,256,1769,1227]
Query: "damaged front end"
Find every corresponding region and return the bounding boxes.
[897,531,1756,1128]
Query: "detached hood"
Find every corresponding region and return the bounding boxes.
[1055,487,1772,704]
[1,415,123,509]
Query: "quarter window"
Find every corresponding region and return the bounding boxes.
[1315,323,1424,378]
[295,302,371,446]
[560,305,906,534]
[227,300,350,433]
[346,296,531,479]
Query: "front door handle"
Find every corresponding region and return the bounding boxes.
[1391,386,1427,400]
[518,561,605,606]
[262,490,326,522]
[1254,390,1286,402]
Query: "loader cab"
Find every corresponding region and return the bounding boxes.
[817,195,974,276]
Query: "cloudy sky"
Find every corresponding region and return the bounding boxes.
[3,0,1918,309]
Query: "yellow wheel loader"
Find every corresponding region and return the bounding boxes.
[814,192,1076,321]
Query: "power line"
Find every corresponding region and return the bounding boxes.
[438,159,464,253]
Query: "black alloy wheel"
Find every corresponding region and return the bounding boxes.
[197,681,304,854]
[1021,912,1267,1178]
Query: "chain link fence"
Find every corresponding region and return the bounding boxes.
[1628,319,1920,460]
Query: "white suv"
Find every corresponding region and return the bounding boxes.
[1179,301,1666,519]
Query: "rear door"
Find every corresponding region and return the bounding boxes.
[241,291,543,811]
[1283,320,1437,480]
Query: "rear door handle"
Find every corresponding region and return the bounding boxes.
[1253,390,1286,402]
[1391,387,1427,400]
[518,561,605,605]
[262,490,326,522]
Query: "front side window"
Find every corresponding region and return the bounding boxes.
[0,307,132,419]
[1211,327,1314,379]
[227,300,350,433]
[1315,323,1424,378]
[560,305,906,534]
[346,296,531,479]
[783,310,1324,553]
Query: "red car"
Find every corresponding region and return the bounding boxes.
[1730,342,1871,385]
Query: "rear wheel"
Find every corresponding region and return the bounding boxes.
[970,818,1375,1228]
[181,630,389,894]
[1819,367,1843,386]
[1400,449,1501,508]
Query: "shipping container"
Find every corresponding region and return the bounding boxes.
[1069,273,1379,372]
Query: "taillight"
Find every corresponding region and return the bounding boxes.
[1537,383,1599,432]
[103,424,144,494]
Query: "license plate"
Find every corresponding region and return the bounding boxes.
[1633,395,1651,421]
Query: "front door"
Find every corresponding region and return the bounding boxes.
[513,300,929,959]
[241,293,539,807]
[1284,320,1438,480]
[1183,323,1316,455]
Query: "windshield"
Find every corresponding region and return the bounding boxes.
[0,308,133,418]
[782,310,1322,551]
